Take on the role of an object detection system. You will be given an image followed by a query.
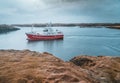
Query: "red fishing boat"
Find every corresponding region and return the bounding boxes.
[26,27,64,41]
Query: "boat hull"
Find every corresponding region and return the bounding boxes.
[26,33,64,41]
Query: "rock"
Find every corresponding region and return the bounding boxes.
[70,57,95,67]
[0,50,120,83]
[70,55,120,83]
[0,50,95,83]
[0,24,20,33]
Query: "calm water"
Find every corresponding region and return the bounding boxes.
[0,27,120,61]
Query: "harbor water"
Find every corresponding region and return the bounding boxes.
[0,27,120,61]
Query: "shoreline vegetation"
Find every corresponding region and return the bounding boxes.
[0,24,20,33]
[0,50,120,83]
[12,23,120,29]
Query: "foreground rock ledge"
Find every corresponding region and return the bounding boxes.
[0,50,120,83]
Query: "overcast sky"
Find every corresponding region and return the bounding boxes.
[0,0,120,24]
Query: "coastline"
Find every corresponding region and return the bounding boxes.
[0,25,20,33]
[0,50,120,83]
[12,23,120,29]
[107,26,120,29]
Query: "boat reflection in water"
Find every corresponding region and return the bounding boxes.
[27,39,64,52]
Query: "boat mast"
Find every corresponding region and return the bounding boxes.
[31,24,34,32]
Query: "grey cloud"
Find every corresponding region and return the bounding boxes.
[0,0,120,24]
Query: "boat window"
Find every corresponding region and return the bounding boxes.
[43,29,48,32]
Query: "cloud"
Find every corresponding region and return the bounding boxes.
[0,0,120,24]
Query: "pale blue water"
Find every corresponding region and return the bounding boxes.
[0,27,120,61]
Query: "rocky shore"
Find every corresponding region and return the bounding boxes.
[0,50,120,83]
[107,26,120,29]
[0,25,20,33]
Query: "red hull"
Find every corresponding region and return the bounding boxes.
[26,33,64,41]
